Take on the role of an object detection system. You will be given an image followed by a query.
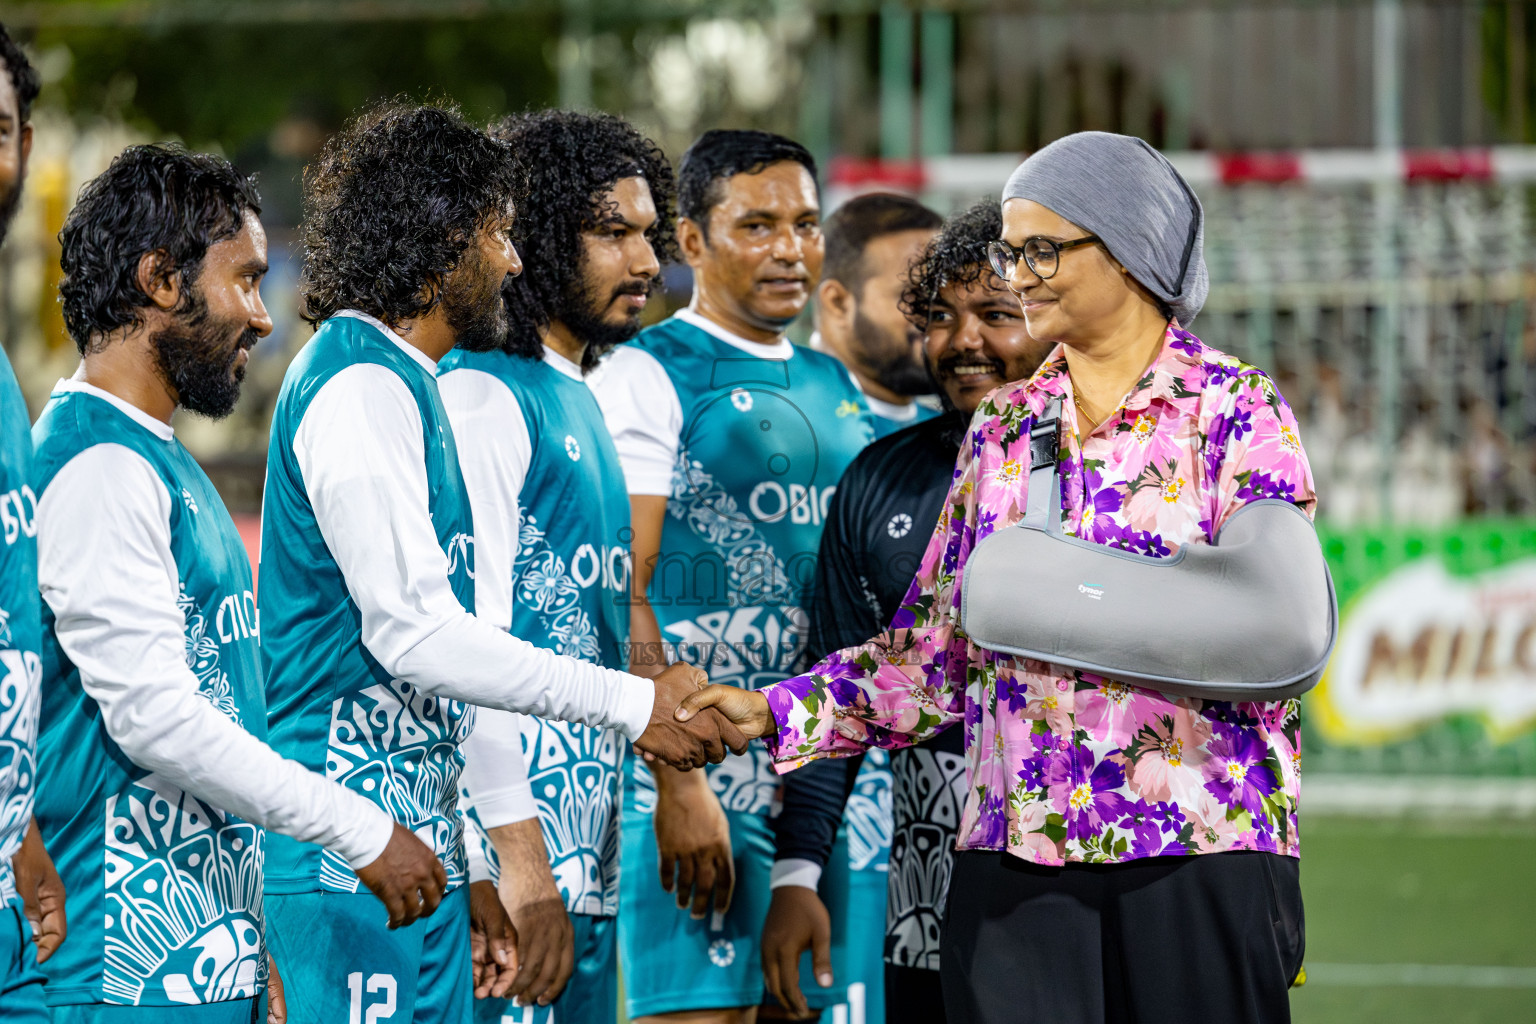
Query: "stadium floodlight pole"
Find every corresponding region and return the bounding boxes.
[1372,0,1403,522]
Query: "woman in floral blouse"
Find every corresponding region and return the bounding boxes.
[682,132,1313,1023]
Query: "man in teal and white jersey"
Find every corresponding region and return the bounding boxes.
[31,146,444,1024]
[0,27,61,1024]
[440,109,679,1024]
[588,129,873,1024]
[259,103,744,1024]
[813,193,941,440]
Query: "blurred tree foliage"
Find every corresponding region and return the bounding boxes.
[29,15,561,150]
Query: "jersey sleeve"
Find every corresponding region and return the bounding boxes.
[438,367,532,634]
[36,444,396,868]
[294,364,656,740]
[587,345,682,496]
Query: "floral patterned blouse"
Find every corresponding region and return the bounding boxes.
[761,325,1317,865]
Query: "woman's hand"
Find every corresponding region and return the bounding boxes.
[676,685,775,740]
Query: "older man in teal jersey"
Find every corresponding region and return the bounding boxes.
[589,129,874,1024]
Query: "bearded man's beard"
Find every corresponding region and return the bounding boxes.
[853,309,934,397]
[151,293,259,419]
[445,247,511,353]
[561,272,650,371]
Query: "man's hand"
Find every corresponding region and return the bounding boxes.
[654,769,734,919]
[677,684,776,740]
[355,824,447,929]
[266,954,287,1024]
[761,885,833,1018]
[11,818,66,962]
[636,664,751,769]
[485,819,574,1008]
[469,880,519,999]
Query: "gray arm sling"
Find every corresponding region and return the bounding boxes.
[959,397,1336,703]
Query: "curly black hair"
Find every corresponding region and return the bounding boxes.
[489,109,677,369]
[300,100,520,327]
[899,198,1003,331]
[58,144,261,354]
[677,129,816,239]
[0,25,39,124]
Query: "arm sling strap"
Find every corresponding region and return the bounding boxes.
[959,397,1337,703]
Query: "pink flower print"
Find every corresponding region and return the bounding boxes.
[1021,675,1074,735]
[1076,679,1162,747]
[1128,713,1210,804]
[1126,460,1194,537]
[993,459,1023,486]
[1129,413,1157,445]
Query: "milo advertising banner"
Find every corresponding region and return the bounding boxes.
[1307,520,1536,776]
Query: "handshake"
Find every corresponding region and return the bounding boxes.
[632,663,779,770]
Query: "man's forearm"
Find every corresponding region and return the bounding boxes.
[485,818,560,901]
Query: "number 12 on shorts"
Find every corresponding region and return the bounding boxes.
[347,972,397,1024]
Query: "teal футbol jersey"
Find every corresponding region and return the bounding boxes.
[440,349,631,915]
[0,347,40,909]
[627,318,874,816]
[259,314,476,893]
[31,388,267,1007]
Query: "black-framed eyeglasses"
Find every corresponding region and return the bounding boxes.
[986,235,1101,282]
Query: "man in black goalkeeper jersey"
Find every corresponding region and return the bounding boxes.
[761,201,1054,1024]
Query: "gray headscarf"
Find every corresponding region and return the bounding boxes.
[1002,131,1208,326]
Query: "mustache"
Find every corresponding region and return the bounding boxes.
[611,279,652,299]
[235,327,262,353]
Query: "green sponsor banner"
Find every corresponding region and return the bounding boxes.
[1306,520,1536,777]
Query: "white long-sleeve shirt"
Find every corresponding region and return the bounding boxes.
[287,311,656,738]
[36,379,394,869]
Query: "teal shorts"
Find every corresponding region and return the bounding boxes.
[265,886,470,1024]
[840,861,887,1024]
[1,895,45,1024]
[617,808,852,1019]
[472,913,615,1024]
[48,998,258,1024]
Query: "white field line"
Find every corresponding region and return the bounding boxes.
[1302,775,1536,819]
[1303,963,1536,989]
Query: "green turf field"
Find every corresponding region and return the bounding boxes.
[1291,814,1536,1024]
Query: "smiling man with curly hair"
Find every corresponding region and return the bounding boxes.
[437,109,679,1024]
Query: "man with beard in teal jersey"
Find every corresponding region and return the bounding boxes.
[439,110,678,1024]
[32,146,444,1024]
[0,26,61,1024]
[259,104,743,1024]
[588,129,872,1024]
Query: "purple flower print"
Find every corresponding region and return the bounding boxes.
[1077,483,1125,543]
[1236,471,1296,504]
[1202,723,1279,815]
[1169,331,1201,355]
[974,788,1008,847]
[1046,748,1131,841]
[977,508,999,540]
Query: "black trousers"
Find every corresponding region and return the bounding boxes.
[940,850,1304,1024]
[885,963,947,1024]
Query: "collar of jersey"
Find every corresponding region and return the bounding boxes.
[675,306,795,361]
[333,309,439,375]
[53,377,175,440]
[541,346,584,381]
[863,391,920,422]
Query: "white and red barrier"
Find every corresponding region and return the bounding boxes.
[827,147,1536,204]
